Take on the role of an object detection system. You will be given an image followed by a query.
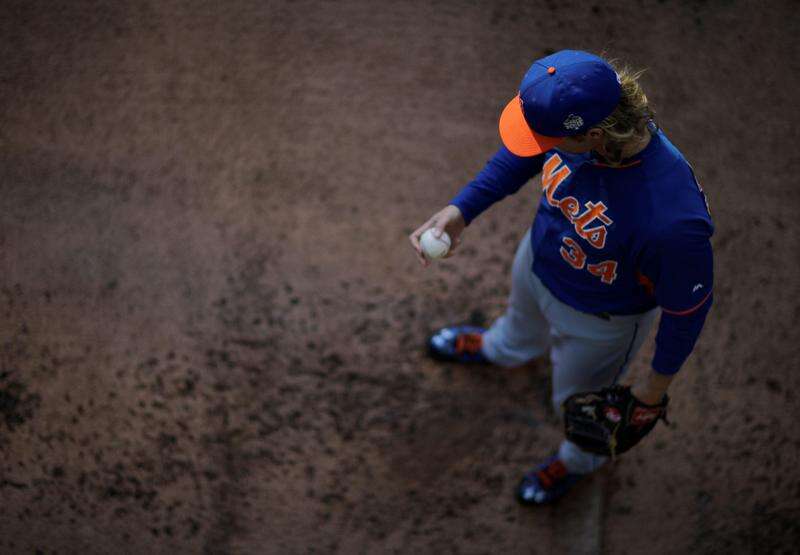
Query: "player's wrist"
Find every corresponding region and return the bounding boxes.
[631,383,665,405]
[631,373,672,405]
[445,204,466,225]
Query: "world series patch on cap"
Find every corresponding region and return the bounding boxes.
[499,50,622,157]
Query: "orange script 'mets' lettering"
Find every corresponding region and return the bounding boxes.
[574,201,612,249]
[542,155,571,207]
[559,196,580,220]
[540,155,614,250]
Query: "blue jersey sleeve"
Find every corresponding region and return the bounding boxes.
[450,147,545,225]
[641,218,714,374]
[652,298,712,374]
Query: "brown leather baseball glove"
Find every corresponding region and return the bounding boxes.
[563,384,669,459]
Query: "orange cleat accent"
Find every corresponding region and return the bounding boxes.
[455,333,483,355]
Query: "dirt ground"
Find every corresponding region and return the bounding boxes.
[2,1,799,553]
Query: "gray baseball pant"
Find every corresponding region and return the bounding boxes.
[481,228,659,474]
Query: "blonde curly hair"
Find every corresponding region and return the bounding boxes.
[595,62,655,163]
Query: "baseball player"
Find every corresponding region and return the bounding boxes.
[409,50,713,505]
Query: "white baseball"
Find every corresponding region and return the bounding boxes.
[420,229,451,259]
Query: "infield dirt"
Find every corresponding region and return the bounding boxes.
[2,1,799,553]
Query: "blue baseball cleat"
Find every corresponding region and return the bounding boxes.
[427,325,489,363]
[516,456,582,506]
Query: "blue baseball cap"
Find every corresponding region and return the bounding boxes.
[499,50,622,157]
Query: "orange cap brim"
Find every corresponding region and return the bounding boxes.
[499,94,563,157]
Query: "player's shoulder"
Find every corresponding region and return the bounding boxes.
[630,127,714,241]
[644,129,710,211]
[638,126,691,181]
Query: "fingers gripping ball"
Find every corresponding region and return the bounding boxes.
[420,229,451,259]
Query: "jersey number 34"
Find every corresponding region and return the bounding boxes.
[560,237,618,285]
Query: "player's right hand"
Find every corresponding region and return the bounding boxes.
[409,204,466,267]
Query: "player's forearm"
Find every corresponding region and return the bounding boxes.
[450,147,543,224]
[651,295,712,374]
[636,299,711,404]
